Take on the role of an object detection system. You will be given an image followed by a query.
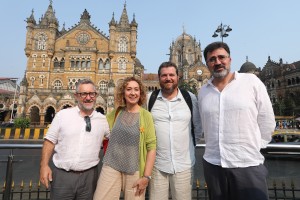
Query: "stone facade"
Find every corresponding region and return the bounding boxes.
[258,57,300,115]
[169,32,211,92]
[0,78,19,122]
[18,2,143,125]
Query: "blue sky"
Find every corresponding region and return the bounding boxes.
[1,0,300,81]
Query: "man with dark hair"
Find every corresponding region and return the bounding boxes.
[40,79,110,200]
[148,61,202,200]
[198,42,275,200]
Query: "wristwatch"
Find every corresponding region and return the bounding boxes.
[143,175,152,181]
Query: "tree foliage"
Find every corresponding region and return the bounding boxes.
[14,118,31,129]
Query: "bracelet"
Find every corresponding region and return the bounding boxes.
[143,175,152,181]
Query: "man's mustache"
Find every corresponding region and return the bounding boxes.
[84,100,94,103]
[164,80,173,83]
[213,64,226,71]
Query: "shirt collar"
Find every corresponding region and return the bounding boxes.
[207,71,238,87]
[157,89,183,102]
[76,106,95,117]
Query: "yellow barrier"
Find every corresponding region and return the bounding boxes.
[273,129,300,136]
[0,128,48,140]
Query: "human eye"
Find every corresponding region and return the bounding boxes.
[218,55,226,60]
[208,57,217,63]
[89,92,97,97]
[134,87,140,92]
[81,92,88,97]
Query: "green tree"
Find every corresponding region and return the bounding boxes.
[179,80,198,95]
[14,118,31,129]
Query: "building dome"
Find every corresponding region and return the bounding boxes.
[239,61,257,73]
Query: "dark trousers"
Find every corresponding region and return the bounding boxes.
[203,159,269,200]
[50,166,98,200]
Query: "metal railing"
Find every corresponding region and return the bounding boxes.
[0,143,300,200]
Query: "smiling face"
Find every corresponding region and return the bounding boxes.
[124,80,141,107]
[206,47,232,79]
[75,83,97,114]
[159,66,179,95]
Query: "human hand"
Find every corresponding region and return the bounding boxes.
[39,165,52,189]
[132,177,149,196]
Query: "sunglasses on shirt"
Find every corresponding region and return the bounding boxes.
[84,116,91,132]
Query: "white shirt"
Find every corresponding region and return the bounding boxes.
[148,89,202,174]
[45,106,110,171]
[198,72,275,168]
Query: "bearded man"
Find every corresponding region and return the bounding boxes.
[147,61,202,200]
[198,42,275,200]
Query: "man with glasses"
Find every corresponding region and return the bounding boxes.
[198,42,275,200]
[40,79,110,200]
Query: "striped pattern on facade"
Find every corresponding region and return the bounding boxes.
[0,128,48,140]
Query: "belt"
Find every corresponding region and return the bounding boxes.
[59,166,97,174]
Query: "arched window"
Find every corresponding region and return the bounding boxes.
[54,57,59,68]
[292,78,295,85]
[60,58,65,69]
[105,59,110,69]
[98,59,104,70]
[99,81,108,95]
[183,71,188,80]
[42,54,47,67]
[277,80,281,87]
[118,36,127,52]
[35,32,48,50]
[118,57,127,70]
[53,80,63,89]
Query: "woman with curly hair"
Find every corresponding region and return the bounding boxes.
[94,77,156,200]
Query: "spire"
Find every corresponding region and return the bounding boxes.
[119,3,129,27]
[80,9,91,24]
[109,12,116,26]
[246,56,248,62]
[61,22,67,34]
[130,13,137,27]
[40,0,58,26]
[26,9,36,24]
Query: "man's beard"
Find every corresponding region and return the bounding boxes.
[160,81,178,94]
[211,65,230,79]
[78,100,95,112]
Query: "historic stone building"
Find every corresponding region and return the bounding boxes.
[17,2,143,125]
[258,57,300,115]
[238,56,300,116]
[0,78,19,122]
[169,31,211,92]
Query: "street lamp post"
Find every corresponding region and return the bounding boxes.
[9,78,18,123]
[212,23,232,42]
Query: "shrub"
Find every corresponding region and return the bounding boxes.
[13,118,31,129]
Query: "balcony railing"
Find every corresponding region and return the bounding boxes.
[0,143,299,200]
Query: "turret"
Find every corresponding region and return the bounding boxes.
[25,9,36,57]
[108,12,116,59]
[130,14,138,58]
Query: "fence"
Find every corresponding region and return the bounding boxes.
[0,143,300,200]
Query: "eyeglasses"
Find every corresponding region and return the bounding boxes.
[207,55,230,64]
[84,116,91,132]
[76,92,97,98]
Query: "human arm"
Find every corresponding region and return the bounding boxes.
[256,77,276,148]
[39,139,55,188]
[133,149,156,196]
[190,92,203,144]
